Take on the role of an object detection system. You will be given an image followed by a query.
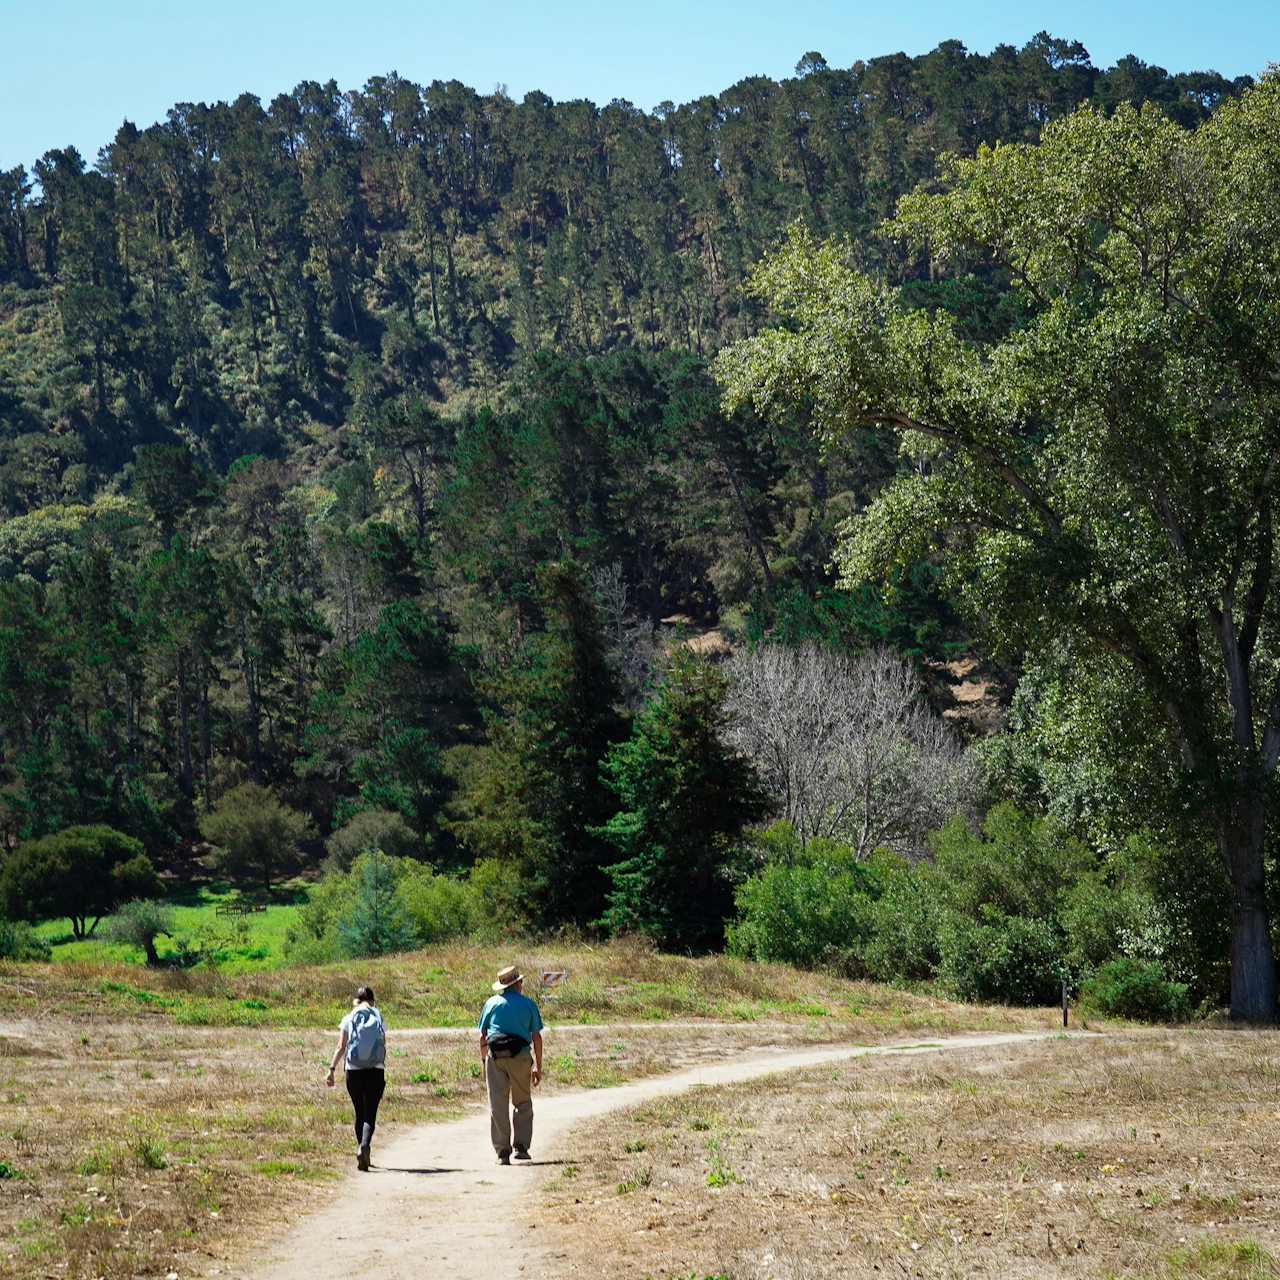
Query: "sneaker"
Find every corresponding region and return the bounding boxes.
[496,1149,511,1165]
[357,1143,371,1172]
[513,1145,531,1161]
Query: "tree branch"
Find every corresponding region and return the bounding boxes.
[860,409,1062,533]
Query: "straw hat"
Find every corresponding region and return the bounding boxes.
[492,964,524,992]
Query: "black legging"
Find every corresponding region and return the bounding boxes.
[345,1068,385,1143]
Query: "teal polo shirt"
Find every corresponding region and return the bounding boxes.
[478,988,544,1054]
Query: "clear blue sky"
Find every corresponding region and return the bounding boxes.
[3,0,1277,172]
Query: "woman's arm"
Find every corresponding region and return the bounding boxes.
[325,1028,349,1087]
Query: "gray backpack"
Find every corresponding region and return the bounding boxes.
[346,1007,386,1069]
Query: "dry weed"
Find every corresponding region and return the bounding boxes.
[548,1030,1280,1279]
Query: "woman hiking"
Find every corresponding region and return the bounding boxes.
[325,985,387,1171]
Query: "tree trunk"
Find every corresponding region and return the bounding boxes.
[1217,793,1278,1021]
[177,651,193,797]
[196,649,211,812]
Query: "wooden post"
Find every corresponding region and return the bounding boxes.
[1062,979,1069,1028]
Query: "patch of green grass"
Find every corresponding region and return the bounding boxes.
[1162,1237,1280,1279]
[35,883,304,971]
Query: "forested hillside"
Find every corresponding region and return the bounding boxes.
[0,35,1257,990]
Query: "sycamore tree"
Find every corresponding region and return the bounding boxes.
[716,79,1280,1021]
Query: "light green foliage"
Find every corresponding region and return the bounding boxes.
[726,825,882,972]
[717,82,1280,1019]
[198,784,315,891]
[102,900,175,967]
[397,862,477,943]
[287,850,480,960]
[0,921,50,961]
[731,803,1192,1010]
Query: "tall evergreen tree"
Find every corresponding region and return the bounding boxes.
[598,650,771,951]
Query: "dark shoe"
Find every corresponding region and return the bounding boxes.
[357,1142,371,1171]
[513,1145,531,1161]
[496,1149,511,1165]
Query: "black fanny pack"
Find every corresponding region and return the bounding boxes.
[486,1032,530,1059]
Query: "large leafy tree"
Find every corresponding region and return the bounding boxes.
[717,81,1280,1020]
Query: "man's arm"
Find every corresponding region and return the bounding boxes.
[531,1030,543,1087]
[479,1028,488,1078]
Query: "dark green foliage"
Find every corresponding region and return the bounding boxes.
[0,824,154,938]
[458,562,627,927]
[197,784,315,890]
[324,808,423,871]
[936,912,1065,1007]
[756,566,969,662]
[1082,958,1189,1022]
[598,652,771,951]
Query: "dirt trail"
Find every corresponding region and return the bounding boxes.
[248,1030,1068,1280]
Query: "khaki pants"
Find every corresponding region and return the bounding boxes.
[486,1052,533,1154]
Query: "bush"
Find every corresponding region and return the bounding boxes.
[860,859,943,983]
[1082,957,1189,1022]
[103,899,175,966]
[727,830,881,973]
[936,910,1065,1006]
[198,784,315,890]
[333,851,418,957]
[0,920,50,961]
[398,863,476,943]
[325,808,424,871]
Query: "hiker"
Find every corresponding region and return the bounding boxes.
[478,965,544,1165]
[325,985,387,1171]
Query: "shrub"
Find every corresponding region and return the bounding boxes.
[1082,957,1189,1022]
[0,920,50,961]
[199,784,315,890]
[727,833,881,973]
[860,858,943,984]
[102,899,175,966]
[333,851,419,957]
[325,808,424,871]
[937,910,1065,1006]
[930,803,1093,921]
[398,863,475,943]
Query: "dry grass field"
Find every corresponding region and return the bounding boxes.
[0,940,1072,1031]
[0,943,1066,1278]
[547,1028,1280,1280]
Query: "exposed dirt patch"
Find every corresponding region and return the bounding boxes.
[548,1029,1280,1278]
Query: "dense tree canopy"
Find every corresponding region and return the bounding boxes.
[717,77,1280,1020]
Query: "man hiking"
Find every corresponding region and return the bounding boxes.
[325,985,387,1171]
[478,965,544,1165]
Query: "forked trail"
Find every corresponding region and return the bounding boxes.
[248,1030,1067,1280]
